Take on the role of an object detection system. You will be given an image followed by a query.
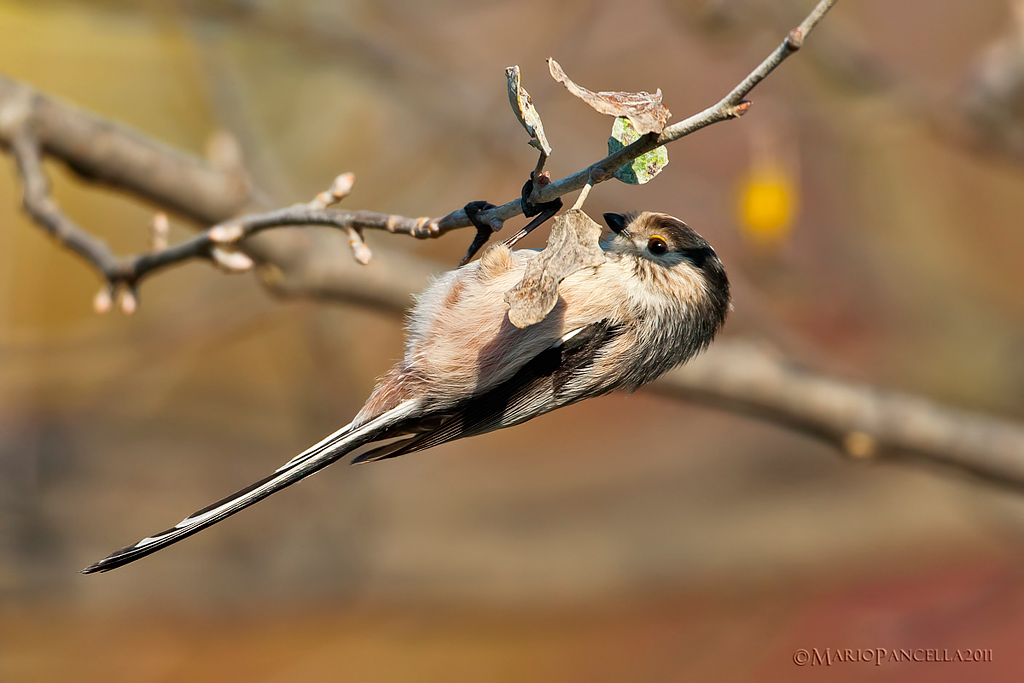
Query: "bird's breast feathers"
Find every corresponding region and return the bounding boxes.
[404,245,635,398]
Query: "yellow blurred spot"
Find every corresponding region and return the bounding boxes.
[738,166,797,248]
[843,431,878,459]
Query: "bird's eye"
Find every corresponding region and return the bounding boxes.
[647,235,668,255]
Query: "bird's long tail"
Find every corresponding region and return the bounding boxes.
[81,400,420,574]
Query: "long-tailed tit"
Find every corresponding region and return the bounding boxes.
[83,211,730,573]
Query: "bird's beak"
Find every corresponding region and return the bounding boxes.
[603,213,630,237]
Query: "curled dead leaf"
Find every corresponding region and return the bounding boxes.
[506,65,552,156]
[504,209,606,328]
[548,58,671,135]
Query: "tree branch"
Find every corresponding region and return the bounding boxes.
[9,123,122,277]
[8,120,234,306]
[652,342,1024,487]
[479,0,840,227]
[1,0,839,293]
[208,0,840,243]
[0,74,253,225]
[0,73,436,312]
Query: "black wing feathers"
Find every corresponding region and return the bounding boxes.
[351,320,623,464]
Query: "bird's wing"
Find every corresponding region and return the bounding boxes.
[81,399,422,573]
[351,319,624,464]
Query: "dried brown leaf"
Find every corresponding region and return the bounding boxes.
[506,65,552,156]
[548,58,671,135]
[504,209,606,328]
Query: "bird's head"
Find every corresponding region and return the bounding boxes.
[602,211,731,339]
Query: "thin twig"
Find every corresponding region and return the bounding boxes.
[10,124,122,278]
[571,179,593,212]
[524,0,839,210]
[211,205,442,240]
[9,122,219,293]
[7,145,416,291]
[427,0,840,234]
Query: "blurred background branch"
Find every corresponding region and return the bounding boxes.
[655,341,1024,484]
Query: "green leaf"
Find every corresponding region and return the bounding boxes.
[607,117,668,185]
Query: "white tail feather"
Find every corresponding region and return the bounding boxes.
[81,399,419,573]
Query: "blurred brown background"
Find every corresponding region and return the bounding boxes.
[1,0,1024,681]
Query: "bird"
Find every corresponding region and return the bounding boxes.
[82,211,730,573]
